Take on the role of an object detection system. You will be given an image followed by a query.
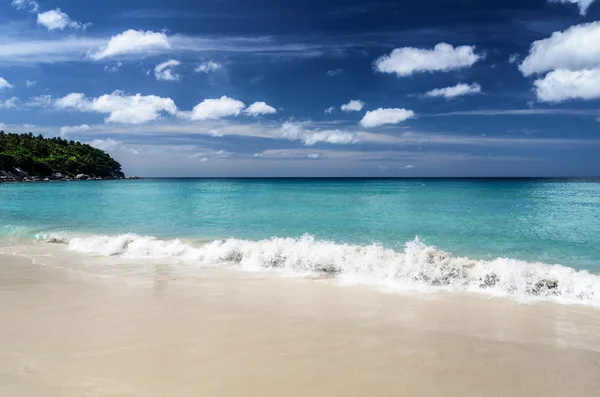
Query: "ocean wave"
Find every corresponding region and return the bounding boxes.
[37,233,600,306]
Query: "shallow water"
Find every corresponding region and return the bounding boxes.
[1,178,599,305]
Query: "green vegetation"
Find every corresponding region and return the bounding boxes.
[0,131,124,178]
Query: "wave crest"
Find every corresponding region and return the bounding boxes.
[39,233,600,306]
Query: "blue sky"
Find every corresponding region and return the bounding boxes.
[1,0,600,176]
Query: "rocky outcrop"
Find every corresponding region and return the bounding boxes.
[0,168,128,183]
[0,170,19,182]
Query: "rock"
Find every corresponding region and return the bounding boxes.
[0,174,18,182]
[0,170,18,182]
[43,178,50,181]
[53,172,64,179]
[94,177,102,180]
[75,174,89,180]
[13,167,28,178]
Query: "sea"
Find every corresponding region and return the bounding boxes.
[1,178,599,306]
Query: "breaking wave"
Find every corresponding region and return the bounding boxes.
[37,233,600,306]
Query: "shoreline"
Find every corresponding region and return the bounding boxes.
[1,253,600,396]
[0,175,143,183]
[6,233,598,308]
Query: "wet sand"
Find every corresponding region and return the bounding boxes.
[1,253,600,397]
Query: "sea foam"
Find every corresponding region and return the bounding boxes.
[39,233,600,306]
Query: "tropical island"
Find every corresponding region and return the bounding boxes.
[0,131,126,182]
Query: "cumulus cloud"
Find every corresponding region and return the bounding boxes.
[279,122,358,145]
[508,54,519,64]
[55,91,178,124]
[26,95,53,108]
[37,9,89,31]
[324,106,335,114]
[548,0,596,15]
[154,59,181,81]
[341,99,364,112]
[0,77,13,90]
[360,108,415,128]
[89,30,170,60]
[308,153,320,159]
[244,101,277,116]
[88,138,120,151]
[0,97,19,109]
[187,96,246,121]
[195,61,221,73]
[534,68,600,102]
[519,22,600,76]
[11,0,38,13]
[424,82,482,99]
[25,80,37,87]
[374,43,482,77]
[59,124,91,136]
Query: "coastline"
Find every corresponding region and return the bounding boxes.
[0,173,142,183]
[2,252,600,396]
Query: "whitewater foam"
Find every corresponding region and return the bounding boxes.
[36,233,600,306]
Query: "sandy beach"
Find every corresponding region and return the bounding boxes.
[1,253,600,397]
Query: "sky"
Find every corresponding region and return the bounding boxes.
[1,0,600,177]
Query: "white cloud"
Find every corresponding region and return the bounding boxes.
[508,54,519,64]
[195,61,221,73]
[360,108,416,128]
[279,121,358,145]
[341,99,364,112]
[308,153,320,159]
[534,68,600,102]
[89,30,170,60]
[0,34,327,66]
[520,22,600,76]
[404,165,414,169]
[37,9,89,31]
[324,106,334,114]
[55,91,178,124]
[25,80,36,87]
[187,96,246,120]
[11,0,39,13]
[424,82,482,99]
[0,36,103,65]
[548,0,596,16]
[104,62,122,73]
[26,94,53,108]
[326,68,343,76]
[0,77,13,90]
[0,97,19,109]
[59,124,91,136]
[88,138,121,152]
[154,59,181,81]
[245,101,277,116]
[374,43,482,77]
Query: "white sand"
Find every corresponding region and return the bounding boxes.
[1,253,600,396]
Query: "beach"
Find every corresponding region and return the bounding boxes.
[2,253,600,397]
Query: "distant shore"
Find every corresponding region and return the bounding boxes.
[0,170,142,183]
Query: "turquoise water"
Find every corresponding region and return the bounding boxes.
[1,178,600,271]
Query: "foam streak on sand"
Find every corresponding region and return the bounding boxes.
[38,233,600,306]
